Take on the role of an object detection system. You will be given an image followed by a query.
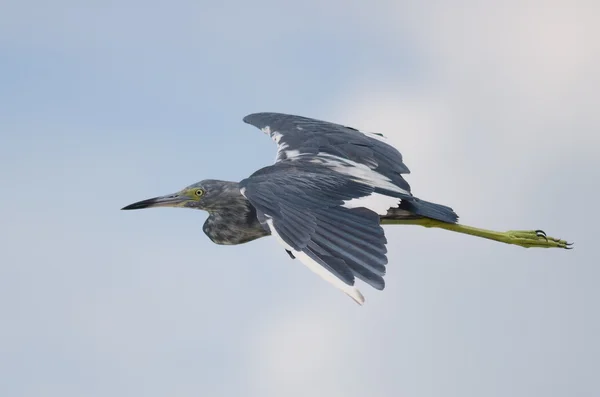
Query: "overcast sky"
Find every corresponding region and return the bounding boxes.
[1,1,599,396]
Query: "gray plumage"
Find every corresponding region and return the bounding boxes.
[242,113,457,223]
[240,160,400,289]
[122,112,461,304]
[194,180,270,245]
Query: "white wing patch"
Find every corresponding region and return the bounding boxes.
[266,219,365,305]
[311,153,409,195]
[284,149,301,159]
[342,193,402,215]
[261,126,297,163]
[357,129,389,144]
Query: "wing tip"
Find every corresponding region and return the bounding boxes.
[242,113,257,124]
[346,287,365,305]
[243,112,311,128]
[242,112,281,127]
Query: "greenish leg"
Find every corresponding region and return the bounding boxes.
[381,218,573,249]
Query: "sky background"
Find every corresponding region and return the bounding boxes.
[1,1,599,396]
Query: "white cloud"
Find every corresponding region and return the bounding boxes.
[321,0,600,221]
[409,1,599,144]
[246,303,356,397]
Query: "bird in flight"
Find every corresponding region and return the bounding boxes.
[122,113,572,304]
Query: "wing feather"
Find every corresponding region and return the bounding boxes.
[240,162,391,303]
[243,112,412,177]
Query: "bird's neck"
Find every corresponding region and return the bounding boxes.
[202,186,269,245]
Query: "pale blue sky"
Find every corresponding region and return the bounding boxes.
[1,1,599,397]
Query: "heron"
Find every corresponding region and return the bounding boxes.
[122,112,572,304]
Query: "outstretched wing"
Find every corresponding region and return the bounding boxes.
[240,113,431,303]
[240,162,402,304]
[243,112,412,194]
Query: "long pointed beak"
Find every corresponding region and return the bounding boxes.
[121,192,190,210]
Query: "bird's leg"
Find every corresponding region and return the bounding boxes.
[381,218,573,249]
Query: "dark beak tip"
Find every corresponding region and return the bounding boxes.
[121,200,154,210]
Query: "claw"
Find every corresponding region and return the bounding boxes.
[507,230,573,249]
[535,230,548,241]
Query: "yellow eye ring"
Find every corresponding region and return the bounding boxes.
[195,189,204,197]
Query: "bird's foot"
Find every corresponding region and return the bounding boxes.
[505,230,573,249]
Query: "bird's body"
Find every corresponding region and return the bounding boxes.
[123,112,572,304]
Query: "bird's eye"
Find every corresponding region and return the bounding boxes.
[195,189,204,197]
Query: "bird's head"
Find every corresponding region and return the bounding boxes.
[121,180,237,212]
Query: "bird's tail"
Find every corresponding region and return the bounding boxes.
[387,198,459,224]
